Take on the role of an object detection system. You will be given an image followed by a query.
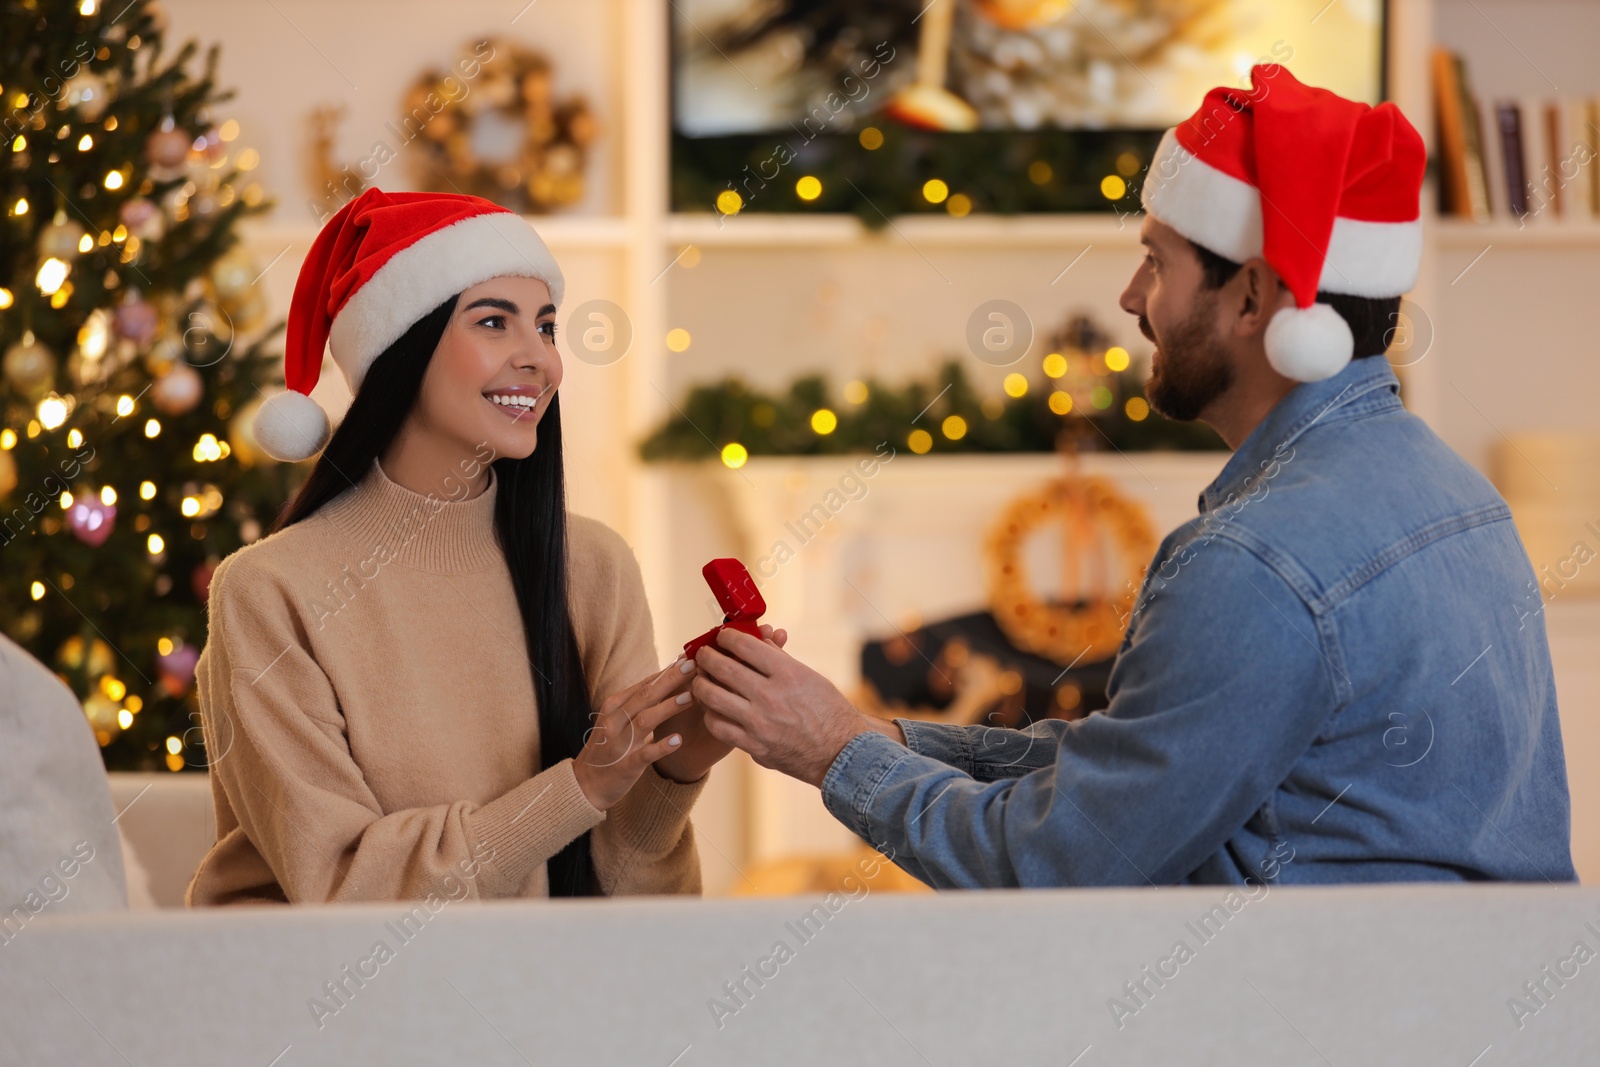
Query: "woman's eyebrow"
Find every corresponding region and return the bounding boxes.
[463,297,520,314]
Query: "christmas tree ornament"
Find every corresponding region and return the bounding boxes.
[3,332,56,399]
[119,196,164,241]
[66,496,117,547]
[83,692,120,737]
[151,360,203,414]
[67,350,108,388]
[157,641,199,697]
[114,291,160,345]
[209,245,257,302]
[221,284,266,333]
[228,395,275,466]
[0,450,17,498]
[39,209,89,260]
[258,186,565,461]
[62,70,111,121]
[143,333,184,376]
[146,116,191,174]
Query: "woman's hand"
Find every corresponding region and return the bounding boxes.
[572,659,698,811]
[653,624,788,784]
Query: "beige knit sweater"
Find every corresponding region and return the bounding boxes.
[185,458,706,906]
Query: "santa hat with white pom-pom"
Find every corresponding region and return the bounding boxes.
[253,187,565,462]
[1139,64,1425,382]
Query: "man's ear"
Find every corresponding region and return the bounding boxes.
[1228,258,1294,340]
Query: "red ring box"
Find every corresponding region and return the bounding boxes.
[683,558,767,659]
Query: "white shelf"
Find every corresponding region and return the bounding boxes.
[664,212,1143,249]
[239,213,636,251]
[1433,219,1600,249]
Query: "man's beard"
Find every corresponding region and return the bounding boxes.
[1140,296,1233,423]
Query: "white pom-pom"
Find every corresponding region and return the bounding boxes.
[1264,302,1354,382]
[253,390,330,462]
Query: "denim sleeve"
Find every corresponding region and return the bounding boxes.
[897,718,1073,781]
[820,537,1342,888]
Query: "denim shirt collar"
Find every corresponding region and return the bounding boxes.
[1197,356,1403,515]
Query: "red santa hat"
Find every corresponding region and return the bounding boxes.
[1139,64,1425,382]
[253,187,565,462]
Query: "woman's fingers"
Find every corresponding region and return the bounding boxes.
[638,658,696,711]
[581,714,638,769]
[633,694,693,739]
[636,732,683,767]
[608,657,694,724]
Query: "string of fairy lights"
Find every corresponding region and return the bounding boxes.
[705,124,1147,220]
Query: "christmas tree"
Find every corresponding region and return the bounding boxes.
[1,0,297,771]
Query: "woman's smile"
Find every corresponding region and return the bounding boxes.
[483,383,548,422]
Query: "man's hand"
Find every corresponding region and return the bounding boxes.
[653,624,788,784]
[690,626,899,787]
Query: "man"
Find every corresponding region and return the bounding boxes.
[688,65,1577,887]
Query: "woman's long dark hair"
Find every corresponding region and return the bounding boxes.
[272,293,599,897]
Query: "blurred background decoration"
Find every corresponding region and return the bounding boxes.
[0,0,297,771]
[639,310,1225,463]
[856,469,1157,732]
[401,38,598,212]
[670,0,1384,222]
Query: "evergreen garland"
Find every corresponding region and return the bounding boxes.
[639,358,1224,462]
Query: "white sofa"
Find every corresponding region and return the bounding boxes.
[5,883,1598,1063]
[108,772,215,909]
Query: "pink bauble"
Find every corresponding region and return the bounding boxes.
[115,296,160,345]
[119,197,164,240]
[147,127,191,168]
[66,498,117,547]
[157,642,200,696]
[151,362,203,415]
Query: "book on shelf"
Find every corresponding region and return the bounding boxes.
[1433,48,1600,227]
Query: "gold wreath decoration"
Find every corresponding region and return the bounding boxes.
[984,474,1157,665]
[403,39,597,213]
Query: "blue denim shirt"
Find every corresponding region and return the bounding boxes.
[821,356,1577,887]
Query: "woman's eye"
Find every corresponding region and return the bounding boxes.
[538,320,558,341]
[477,315,506,330]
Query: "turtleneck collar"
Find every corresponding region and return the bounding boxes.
[321,456,502,573]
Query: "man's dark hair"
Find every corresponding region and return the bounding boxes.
[1187,238,1403,359]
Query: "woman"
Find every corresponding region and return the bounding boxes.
[186,189,747,905]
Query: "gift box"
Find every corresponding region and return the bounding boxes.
[683,558,767,659]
